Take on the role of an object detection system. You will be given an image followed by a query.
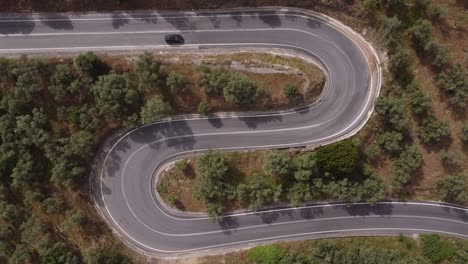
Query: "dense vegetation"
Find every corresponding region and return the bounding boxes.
[179,139,384,218]
[239,235,468,264]
[0,51,279,263]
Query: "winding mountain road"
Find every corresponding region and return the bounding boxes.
[1,8,467,257]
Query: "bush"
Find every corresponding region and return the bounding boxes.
[462,123,468,143]
[410,88,432,115]
[42,196,64,214]
[436,64,468,109]
[420,234,455,264]
[194,151,229,217]
[223,73,259,105]
[197,101,212,115]
[362,0,379,11]
[283,84,300,98]
[91,74,138,119]
[440,149,459,167]
[366,144,381,160]
[174,160,187,172]
[376,131,404,155]
[417,115,450,144]
[140,96,171,124]
[248,245,285,264]
[379,16,402,50]
[438,175,467,203]
[431,5,448,20]
[316,139,359,177]
[409,19,433,52]
[236,174,282,210]
[391,145,422,190]
[136,52,165,91]
[40,242,79,264]
[166,71,185,92]
[264,150,291,176]
[375,96,409,131]
[388,47,413,84]
[197,66,230,94]
[74,52,107,77]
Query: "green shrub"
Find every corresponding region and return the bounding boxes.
[316,139,359,177]
[175,160,187,172]
[462,123,468,143]
[264,150,291,176]
[437,175,467,203]
[417,116,450,144]
[420,234,455,263]
[166,71,186,92]
[283,84,300,98]
[436,64,468,109]
[223,73,259,105]
[74,51,108,77]
[140,96,172,124]
[248,244,285,264]
[197,101,212,115]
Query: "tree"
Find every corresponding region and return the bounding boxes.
[20,216,46,246]
[316,139,359,177]
[14,107,50,148]
[48,64,76,101]
[425,41,450,67]
[438,176,467,203]
[248,245,285,264]
[10,152,36,187]
[40,242,79,264]
[0,202,22,225]
[66,130,95,159]
[391,145,422,190]
[375,96,409,132]
[410,88,432,115]
[409,19,433,51]
[376,131,404,155]
[420,234,455,264]
[440,149,459,168]
[194,151,229,216]
[62,210,84,231]
[42,195,64,214]
[74,51,107,77]
[14,71,40,102]
[264,150,291,176]
[197,101,212,115]
[388,47,413,84]
[136,52,165,91]
[379,16,401,49]
[166,71,186,92]
[91,74,138,118]
[462,123,468,144]
[9,244,32,264]
[197,66,231,94]
[223,74,259,105]
[361,177,385,204]
[283,84,300,98]
[287,181,315,206]
[237,174,282,210]
[417,115,450,144]
[140,96,172,124]
[363,0,380,11]
[436,64,467,109]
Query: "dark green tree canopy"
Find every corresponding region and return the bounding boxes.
[316,139,359,177]
[140,96,172,124]
[91,74,139,118]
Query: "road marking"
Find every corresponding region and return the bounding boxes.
[84,8,388,255]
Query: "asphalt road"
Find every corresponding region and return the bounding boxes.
[2,8,467,256]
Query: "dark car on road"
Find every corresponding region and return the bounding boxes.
[165,34,184,45]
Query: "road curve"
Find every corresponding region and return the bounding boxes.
[2,7,468,257]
